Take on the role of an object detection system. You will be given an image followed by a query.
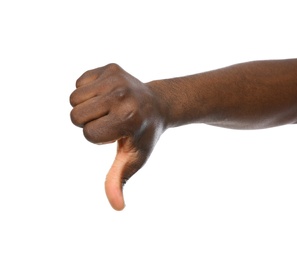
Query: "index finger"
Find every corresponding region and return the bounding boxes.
[76,67,104,88]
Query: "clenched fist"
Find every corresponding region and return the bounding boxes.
[70,59,297,210]
[70,64,167,210]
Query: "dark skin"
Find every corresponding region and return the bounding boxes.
[70,59,297,211]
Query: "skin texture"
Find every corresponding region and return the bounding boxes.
[70,59,297,210]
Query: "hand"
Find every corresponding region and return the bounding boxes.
[70,64,166,210]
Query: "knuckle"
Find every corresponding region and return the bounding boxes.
[112,86,130,100]
[76,71,89,87]
[75,77,82,88]
[76,68,98,88]
[105,63,121,72]
[69,91,78,107]
[70,108,83,127]
[125,108,138,121]
[121,107,143,132]
[83,124,96,143]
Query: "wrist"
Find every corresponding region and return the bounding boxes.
[146,80,173,129]
[146,74,217,128]
[146,78,197,129]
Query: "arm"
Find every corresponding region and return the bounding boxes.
[70,59,297,210]
[147,59,297,129]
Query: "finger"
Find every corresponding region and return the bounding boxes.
[76,63,122,88]
[70,82,96,107]
[70,73,126,107]
[70,96,109,127]
[105,138,147,211]
[82,115,126,144]
[76,67,107,88]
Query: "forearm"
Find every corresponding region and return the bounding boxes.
[147,59,297,129]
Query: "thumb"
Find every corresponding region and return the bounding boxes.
[105,140,147,211]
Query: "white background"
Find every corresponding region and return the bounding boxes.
[0,0,296,259]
